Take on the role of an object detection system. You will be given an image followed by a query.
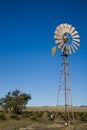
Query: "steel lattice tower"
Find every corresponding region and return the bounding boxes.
[57,54,74,125]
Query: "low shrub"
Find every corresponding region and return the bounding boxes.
[0,112,6,120]
[10,114,20,120]
[22,111,33,118]
[80,112,87,121]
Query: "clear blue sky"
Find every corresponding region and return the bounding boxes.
[0,0,87,106]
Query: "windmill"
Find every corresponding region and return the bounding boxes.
[52,23,80,125]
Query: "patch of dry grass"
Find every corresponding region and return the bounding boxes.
[0,106,87,130]
[26,106,87,112]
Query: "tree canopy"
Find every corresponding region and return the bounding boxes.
[0,89,31,114]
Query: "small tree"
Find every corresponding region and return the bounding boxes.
[0,89,31,114]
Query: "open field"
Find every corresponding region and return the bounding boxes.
[0,106,87,130]
[27,106,87,112]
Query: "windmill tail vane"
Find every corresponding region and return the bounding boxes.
[52,46,56,56]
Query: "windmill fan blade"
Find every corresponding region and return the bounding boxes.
[72,35,80,39]
[64,23,68,28]
[52,46,56,56]
[72,43,77,51]
[64,27,69,33]
[64,24,69,31]
[61,28,65,34]
[71,30,78,36]
[73,38,80,42]
[67,25,71,32]
[55,39,63,44]
[69,26,73,33]
[73,41,80,46]
[69,27,75,34]
[55,40,58,44]
[61,44,66,52]
[61,24,66,33]
[72,43,78,50]
[58,43,64,48]
[62,24,68,33]
[59,24,64,29]
[54,30,62,36]
[58,29,64,35]
[71,44,75,53]
[58,24,65,35]
[54,35,62,40]
[54,32,62,37]
[56,25,62,32]
[67,24,72,32]
[62,27,68,34]
[71,28,76,34]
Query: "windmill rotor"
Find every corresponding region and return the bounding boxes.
[52,23,80,55]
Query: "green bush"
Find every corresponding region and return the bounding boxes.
[10,114,20,120]
[38,111,44,117]
[0,112,6,120]
[30,111,39,120]
[30,116,37,120]
[80,112,87,121]
[22,111,33,118]
[74,112,87,122]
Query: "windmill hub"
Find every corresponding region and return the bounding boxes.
[63,36,68,43]
[63,33,72,45]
